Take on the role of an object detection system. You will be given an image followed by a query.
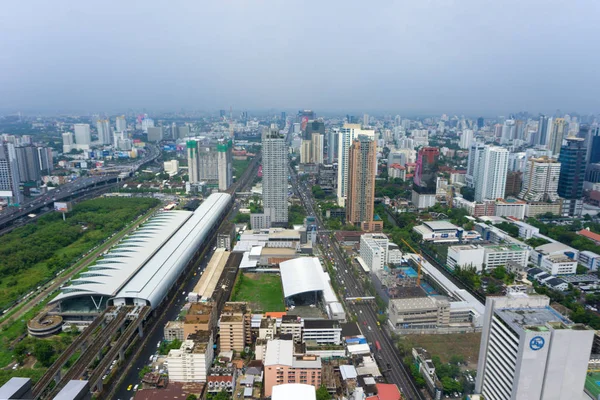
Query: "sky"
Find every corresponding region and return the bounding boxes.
[1,0,599,116]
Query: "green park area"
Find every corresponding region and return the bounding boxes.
[230,273,285,312]
[232,158,251,179]
[399,332,482,366]
[585,371,600,399]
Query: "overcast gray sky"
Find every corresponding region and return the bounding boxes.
[1,0,599,116]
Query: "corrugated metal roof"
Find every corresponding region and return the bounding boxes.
[279,257,325,298]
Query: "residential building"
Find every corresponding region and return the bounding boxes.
[187,139,219,184]
[474,146,509,202]
[557,137,586,216]
[219,302,251,352]
[115,115,126,133]
[519,157,561,202]
[263,339,322,397]
[141,117,154,133]
[73,123,91,147]
[327,128,338,163]
[280,315,302,342]
[217,139,233,191]
[14,146,41,182]
[475,293,594,400]
[96,119,111,145]
[447,244,528,272]
[164,321,184,342]
[0,143,23,205]
[184,303,216,340]
[359,233,390,272]
[262,124,288,226]
[547,117,567,156]
[346,135,380,232]
[336,123,374,207]
[311,133,324,165]
[62,132,74,153]
[412,147,440,209]
[466,141,485,188]
[147,126,164,142]
[459,129,474,149]
[167,332,214,382]
[388,296,450,330]
[302,320,342,345]
[537,115,549,146]
[300,140,312,164]
[504,171,522,197]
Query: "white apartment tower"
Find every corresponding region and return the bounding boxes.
[62,132,74,153]
[96,119,111,145]
[262,124,288,226]
[73,124,91,146]
[474,146,509,202]
[518,156,561,202]
[459,129,474,149]
[475,293,594,400]
[311,133,324,164]
[217,139,233,191]
[115,115,127,133]
[336,123,375,206]
[466,141,485,188]
[0,143,23,205]
[359,234,389,272]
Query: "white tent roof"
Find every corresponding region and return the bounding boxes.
[279,257,325,298]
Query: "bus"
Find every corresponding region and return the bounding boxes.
[375,340,382,352]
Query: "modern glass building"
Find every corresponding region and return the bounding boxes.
[557,137,586,217]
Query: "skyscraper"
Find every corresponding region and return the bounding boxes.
[586,125,600,164]
[363,113,369,127]
[96,119,111,145]
[327,128,338,163]
[474,146,509,202]
[466,141,486,188]
[187,140,199,183]
[115,115,127,133]
[73,124,91,147]
[217,139,232,191]
[557,137,586,217]
[459,129,474,149]
[336,123,375,206]
[304,120,325,141]
[518,157,561,202]
[147,127,164,142]
[500,119,516,145]
[411,147,440,209]
[477,117,484,129]
[262,124,288,226]
[346,135,380,232]
[311,133,324,165]
[475,293,593,400]
[300,140,311,164]
[537,115,549,146]
[547,118,567,156]
[62,132,74,153]
[0,143,22,205]
[15,146,41,182]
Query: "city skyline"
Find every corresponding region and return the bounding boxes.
[1,1,600,115]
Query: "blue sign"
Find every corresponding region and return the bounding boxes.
[530,336,545,351]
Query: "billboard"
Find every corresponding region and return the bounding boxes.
[54,202,72,213]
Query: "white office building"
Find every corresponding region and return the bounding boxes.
[475,293,594,400]
[359,233,389,272]
[474,146,509,202]
[262,125,288,226]
[73,123,91,146]
[519,157,561,202]
[459,129,474,149]
[336,123,374,207]
[447,244,528,272]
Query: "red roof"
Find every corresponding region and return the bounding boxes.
[578,229,600,243]
[375,383,402,400]
[207,375,233,383]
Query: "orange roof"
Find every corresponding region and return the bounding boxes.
[375,383,402,400]
[578,229,600,243]
[207,376,233,383]
[265,312,286,318]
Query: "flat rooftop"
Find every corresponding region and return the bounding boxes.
[483,244,526,252]
[496,306,571,334]
[423,220,459,231]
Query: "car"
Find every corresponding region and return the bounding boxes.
[127,385,133,391]
[368,326,372,331]
[133,384,139,391]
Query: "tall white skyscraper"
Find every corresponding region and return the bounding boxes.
[363,113,369,127]
[474,145,509,202]
[459,129,474,149]
[115,115,127,133]
[466,141,485,188]
[141,117,155,133]
[311,133,324,165]
[0,143,23,205]
[336,123,375,206]
[518,157,561,202]
[217,139,232,191]
[475,293,593,400]
[262,124,288,226]
[62,132,74,153]
[500,119,516,145]
[73,124,91,147]
[547,118,567,156]
[96,119,111,145]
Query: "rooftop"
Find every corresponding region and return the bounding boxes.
[495,306,572,334]
[303,319,339,330]
[423,220,460,231]
[578,229,600,243]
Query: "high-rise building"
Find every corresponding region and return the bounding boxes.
[558,137,586,217]
[336,123,375,207]
[304,120,325,141]
[518,157,561,202]
[147,127,164,142]
[141,117,154,133]
[300,140,311,164]
[363,113,369,127]
[474,146,509,202]
[0,143,22,205]
[62,132,74,153]
[217,139,232,191]
[36,147,53,175]
[459,129,474,149]
[547,118,567,156]
[73,124,91,147]
[170,122,178,140]
[475,293,594,400]
[500,119,516,145]
[115,115,127,133]
[178,125,190,139]
[412,147,440,209]
[346,135,380,232]
[327,128,338,163]
[219,302,251,352]
[96,119,111,145]
[262,124,288,226]
[14,146,41,182]
[187,140,199,183]
[466,141,485,188]
[504,171,522,197]
[587,125,600,165]
[477,117,484,129]
[537,115,549,146]
[311,133,324,165]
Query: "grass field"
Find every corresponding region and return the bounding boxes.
[401,333,482,366]
[585,372,600,398]
[231,273,285,312]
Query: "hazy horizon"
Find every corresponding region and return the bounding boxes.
[2,1,599,116]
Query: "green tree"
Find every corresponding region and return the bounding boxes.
[14,342,28,365]
[316,385,331,400]
[186,395,198,400]
[139,365,152,379]
[33,340,56,367]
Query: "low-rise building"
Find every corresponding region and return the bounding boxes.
[167,331,214,383]
[540,255,578,275]
[494,198,526,219]
[579,251,600,272]
[413,221,467,243]
[447,244,528,272]
[388,296,450,330]
[302,320,342,345]
[184,303,216,340]
[280,315,302,342]
[164,321,184,342]
[530,242,579,273]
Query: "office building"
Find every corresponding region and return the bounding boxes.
[0,143,22,205]
[388,296,451,330]
[447,244,528,272]
[477,117,484,129]
[346,135,380,232]
[587,126,600,164]
[500,119,516,144]
[73,123,91,147]
[459,129,474,149]
[537,115,549,146]
[466,141,485,188]
[359,233,400,272]
[547,118,567,156]
[519,157,560,202]
[96,119,111,145]
[262,124,288,226]
[311,133,324,165]
[115,115,126,133]
[474,146,509,202]
[147,126,164,142]
[504,171,522,197]
[327,128,338,163]
[62,132,74,153]
[304,120,325,141]
[412,147,440,209]
[300,140,311,164]
[475,293,594,400]
[336,123,375,207]
[219,302,251,352]
[141,117,154,133]
[557,137,586,217]
[302,320,342,345]
[264,339,322,397]
[217,139,233,191]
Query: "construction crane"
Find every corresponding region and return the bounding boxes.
[399,238,422,286]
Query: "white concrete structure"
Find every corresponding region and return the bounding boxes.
[262,125,288,225]
[578,251,600,272]
[474,146,509,202]
[475,293,594,400]
[62,132,74,153]
[540,255,577,275]
[466,141,485,188]
[447,244,528,272]
[73,123,91,146]
[311,133,324,165]
[413,220,468,243]
[359,234,389,272]
[302,320,342,345]
[336,123,374,206]
[530,242,579,273]
[494,199,526,220]
[459,129,474,149]
[447,245,485,271]
[163,159,179,175]
[96,119,111,145]
[519,157,561,202]
[115,115,126,133]
[167,336,214,382]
